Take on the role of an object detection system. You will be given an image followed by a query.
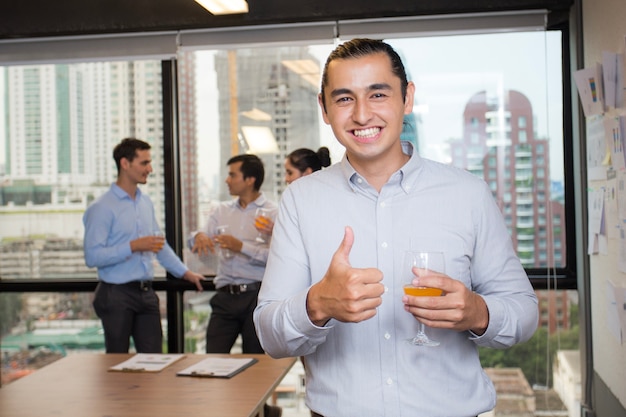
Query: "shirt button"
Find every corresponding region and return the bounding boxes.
[357,177,363,184]
[380,201,386,208]
[381,242,388,248]
[384,333,391,340]
[386,378,393,385]
[384,286,389,292]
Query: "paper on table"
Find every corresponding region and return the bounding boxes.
[177,357,258,378]
[109,353,186,372]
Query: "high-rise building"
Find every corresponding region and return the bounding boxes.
[178,52,200,234]
[450,90,566,269]
[214,47,321,200]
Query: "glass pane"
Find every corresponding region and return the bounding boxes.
[0,60,167,279]
[180,32,565,273]
[479,289,579,415]
[1,291,99,385]
[384,32,565,270]
[0,290,176,385]
[178,31,572,416]
[180,44,336,275]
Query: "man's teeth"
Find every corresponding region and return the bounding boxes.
[354,127,380,138]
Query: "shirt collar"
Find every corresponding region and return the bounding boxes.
[238,192,268,209]
[111,182,142,200]
[340,141,423,194]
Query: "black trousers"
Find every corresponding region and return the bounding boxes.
[205,289,263,354]
[93,281,162,353]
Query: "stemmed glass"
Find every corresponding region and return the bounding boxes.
[254,208,272,243]
[403,251,445,347]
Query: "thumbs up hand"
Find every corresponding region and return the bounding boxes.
[306,226,384,326]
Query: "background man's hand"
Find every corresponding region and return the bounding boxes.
[306,226,384,326]
[183,270,205,291]
[191,232,215,256]
[213,234,243,253]
[131,236,165,253]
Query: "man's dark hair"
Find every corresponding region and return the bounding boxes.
[113,138,151,173]
[320,38,409,112]
[227,154,265,191]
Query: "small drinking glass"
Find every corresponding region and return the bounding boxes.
[403,251,445,347]
[254,208,272,243]
[153,230,165,252]
[216,225,233,259]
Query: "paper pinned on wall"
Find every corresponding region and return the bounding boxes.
[603,116,626,171]
[604,172,619,240]
[604,280,624,345]
[602,51,625,109]
[587,115,608,181]
[574,63,605,117]
[588,188,606,255]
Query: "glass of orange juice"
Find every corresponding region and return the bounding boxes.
[403,251,445,346]
[153,230,165,252]
[254,208,273,243]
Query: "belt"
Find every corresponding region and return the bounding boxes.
[216,282,261,294]
[115,280,153,292]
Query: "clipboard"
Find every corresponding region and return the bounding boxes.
[108,353,186,373]
[176,357,258,378]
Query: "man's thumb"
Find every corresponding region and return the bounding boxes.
[334,226,354,264]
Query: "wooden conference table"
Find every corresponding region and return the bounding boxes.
[0,353,296,417]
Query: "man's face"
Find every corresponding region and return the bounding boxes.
[122,149,152,185]
[226,161,255,196]
[318,52,414,169]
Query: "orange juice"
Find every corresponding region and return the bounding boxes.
[155,238,165,251]
[403,286,444,297]
[254,215,270,228]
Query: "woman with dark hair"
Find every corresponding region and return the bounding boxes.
[255,147,332,237]
[284,147,331,185]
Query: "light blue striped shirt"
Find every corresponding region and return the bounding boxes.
[83,183,188,283]
[254,141,538,417]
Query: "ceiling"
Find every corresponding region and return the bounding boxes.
[0,0,573,41]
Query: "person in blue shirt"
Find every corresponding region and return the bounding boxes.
[254,38,538,417]
[83,137,204,353]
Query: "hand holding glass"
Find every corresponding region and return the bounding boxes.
[254,208,272,243]
[403,251,445,347]
[216,225,233,259]
[153,230,165,252]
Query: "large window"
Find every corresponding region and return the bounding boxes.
[181,31,565,273]
[0,19,579,416]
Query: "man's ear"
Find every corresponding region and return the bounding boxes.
[245,176,256,187]
[120,157,130,170]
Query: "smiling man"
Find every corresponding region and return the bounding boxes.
[254,39,538,417]
[83,137,204,354]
